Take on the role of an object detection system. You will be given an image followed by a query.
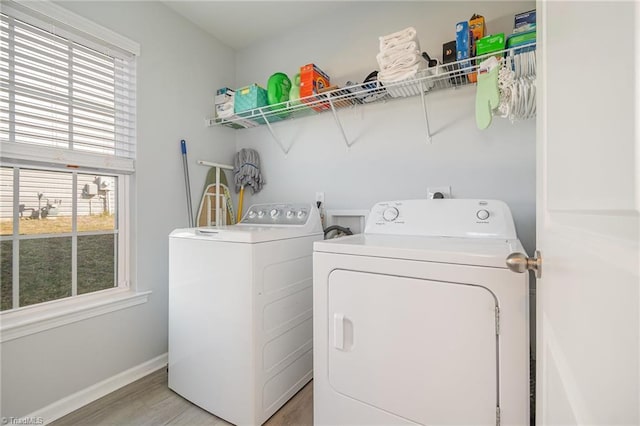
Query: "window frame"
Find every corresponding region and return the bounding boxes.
[2,163,129,307]
[0,0,144,342]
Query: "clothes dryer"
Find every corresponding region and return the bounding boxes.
[313,199,529,425]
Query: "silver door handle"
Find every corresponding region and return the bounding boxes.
[506,250,542,278]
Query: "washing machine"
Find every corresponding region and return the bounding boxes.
[168,203,323,425]
[313,199,529,426]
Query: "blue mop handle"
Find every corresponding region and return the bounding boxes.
[180,139,194,227]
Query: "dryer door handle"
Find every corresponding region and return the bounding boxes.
[334,313,345,350]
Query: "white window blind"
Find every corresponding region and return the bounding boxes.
[0,1,137,173]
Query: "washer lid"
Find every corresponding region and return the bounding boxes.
[314,234,525,268]
[170,225,322,243]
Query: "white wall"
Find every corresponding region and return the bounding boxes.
[0,1,236,418]
[234,1,536,254]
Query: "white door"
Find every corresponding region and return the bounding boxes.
[537,1,640,424]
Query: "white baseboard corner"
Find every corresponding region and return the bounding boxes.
[26,353,168,425]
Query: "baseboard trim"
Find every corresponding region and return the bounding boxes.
[25,353,168,425]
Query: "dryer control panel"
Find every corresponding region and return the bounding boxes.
[365,199,517,239]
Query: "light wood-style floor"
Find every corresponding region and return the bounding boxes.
[50,368,313,426]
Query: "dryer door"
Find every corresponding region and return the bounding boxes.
[327,269,498,425]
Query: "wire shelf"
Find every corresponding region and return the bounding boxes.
[208,44,535,130]
[207,43,536,153]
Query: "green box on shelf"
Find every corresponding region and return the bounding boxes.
[476,33,506,56]
[507,30,536,49]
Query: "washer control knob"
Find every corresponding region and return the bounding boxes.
[270,208,280,218]
[257,210,265,218]
[286,210,295,219]
[248,211,257,219]
[297,210,307,219]
[476,209,490,220]
[382,207,399,222]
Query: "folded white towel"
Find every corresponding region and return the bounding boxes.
[377,40,419,60]
[380,26,417,43]
[380,35,420,52]
[380,68,435,98]
[378,62,427,83]
[216,103,234,119]
[377,48,422,71]
[383,40,419,54]
[379,27,419,51]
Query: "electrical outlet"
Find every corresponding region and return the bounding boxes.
[316,192,325,205]
[427,186,452,199]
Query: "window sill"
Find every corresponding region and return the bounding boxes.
[0,289,151,343]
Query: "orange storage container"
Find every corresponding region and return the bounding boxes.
[299,63,331,112]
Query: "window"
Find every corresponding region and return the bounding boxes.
[0,1,138,314]
[1,166,121,311]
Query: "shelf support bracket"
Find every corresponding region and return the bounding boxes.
[420,84,433,143]
[258,110,291,155]
[327,93,351,149]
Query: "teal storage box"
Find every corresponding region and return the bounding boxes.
[234,84,268,114]
[234,83,282,124]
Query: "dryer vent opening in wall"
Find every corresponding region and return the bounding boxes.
[427,186,452,199]
[325,210,369,235]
